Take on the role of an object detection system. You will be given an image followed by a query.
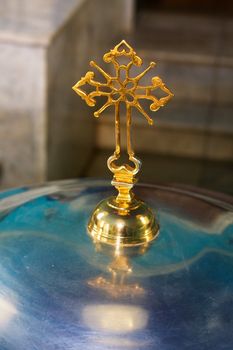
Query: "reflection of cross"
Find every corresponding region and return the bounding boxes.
[87,256,144,298]
[73,40,173,165]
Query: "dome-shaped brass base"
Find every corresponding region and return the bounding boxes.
[88,196,159,248]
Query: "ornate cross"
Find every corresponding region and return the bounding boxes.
[72,40,173,205]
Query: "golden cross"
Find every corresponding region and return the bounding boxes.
[72,40,173,204]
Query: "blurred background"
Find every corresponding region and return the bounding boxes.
[0,0,233,194]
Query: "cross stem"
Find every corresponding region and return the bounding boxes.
[126,104,134,158]
[114,102,121,157]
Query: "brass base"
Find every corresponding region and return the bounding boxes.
[88,196,159,248]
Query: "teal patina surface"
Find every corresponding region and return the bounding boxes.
[0,180,232,349]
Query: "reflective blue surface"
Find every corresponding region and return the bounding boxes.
[0,180,233,349]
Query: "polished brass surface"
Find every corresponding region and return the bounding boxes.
[88,196,159,248]
[72,40,173,247]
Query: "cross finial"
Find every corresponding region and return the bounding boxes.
[72,40,173,204]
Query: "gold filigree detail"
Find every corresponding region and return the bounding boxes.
[73,40,173,206]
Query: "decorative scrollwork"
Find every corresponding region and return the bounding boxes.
[73,40,173,203]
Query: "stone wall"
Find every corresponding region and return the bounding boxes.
[96,12,233,162]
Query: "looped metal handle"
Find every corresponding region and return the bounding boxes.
[107,154,141,176]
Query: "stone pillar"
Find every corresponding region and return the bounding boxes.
[0,0,134,188]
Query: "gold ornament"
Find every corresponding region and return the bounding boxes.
[73,40,173,249]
